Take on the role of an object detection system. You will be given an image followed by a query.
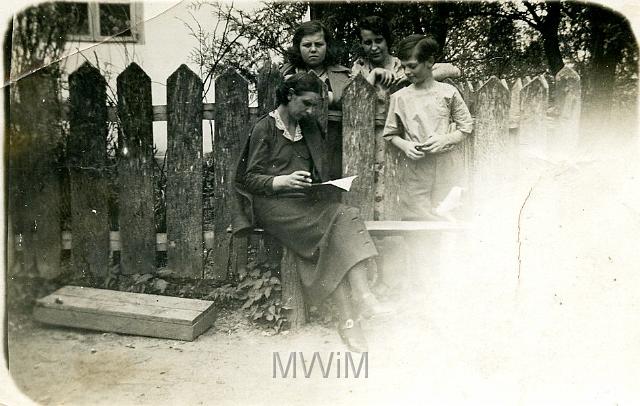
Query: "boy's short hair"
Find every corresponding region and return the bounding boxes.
[397,34,439,63]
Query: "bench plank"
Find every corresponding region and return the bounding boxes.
[365,221,469,235]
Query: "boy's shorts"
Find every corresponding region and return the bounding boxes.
[399,149,466,220]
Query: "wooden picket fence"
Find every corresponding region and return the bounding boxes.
[8,62,581,282]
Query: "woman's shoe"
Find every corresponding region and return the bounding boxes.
[337,319,368,353]
[357,293,393,320]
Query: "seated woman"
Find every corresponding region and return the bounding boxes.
[280,20,351,108]
[233,73,387,352]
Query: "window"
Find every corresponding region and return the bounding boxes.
[59,1,143,43]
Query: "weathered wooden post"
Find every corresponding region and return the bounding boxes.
[472,76,512,203]
[509,78,524,161]
[166,65,204,278]
[256,60,281,118]
[280,248,307,330]
[10,66,63,279]
[251,61,283,271]
[67,63,110,278]
[509,78,523,127]
[342,73,377,221]
[551,66,581,160]
[519,75,549,160]
[117,62,156,275]
[460,81,476,196]
[210,69,249,280]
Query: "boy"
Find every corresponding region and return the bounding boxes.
[383,34,473,220]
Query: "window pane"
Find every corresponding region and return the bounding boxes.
[58,2,90,36]
[99,3,132,37]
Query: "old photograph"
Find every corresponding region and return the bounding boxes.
[2,0,639,404]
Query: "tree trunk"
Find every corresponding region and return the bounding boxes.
[429,3,451,54]
[541,3,564,75]
[580,5,629,145]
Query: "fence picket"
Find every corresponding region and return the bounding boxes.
[379,86,403,221]
[68,63,110,278]
[257,61,281,117]
[342,74,377,220]
[209,69,249,280]
[117,63,156,275]
[552,66,581,159]
[252,62,285,271]
[473,76,512,198]
[166,65,204,278]
[12,67,63,278]
[519,75,549,159]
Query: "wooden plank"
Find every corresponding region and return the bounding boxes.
[34,231,216,252]
[36,295,203,325]
[519,75,549,159]
[257,60,281,118]
[12,67,63,279]
[34,286,216,340]
[380,142,404,221]
[68,63,109,278]
[342,74,377,220]
[551,66,581,159]
[473,76,511,199]
[56,286,213,311]
[364,221,469,236]
[117,62,156,275]
[166,65,204,278]
[65,103,344,123]
[33,307,214,341]
[210,69,249,280]
[509,78,523,128]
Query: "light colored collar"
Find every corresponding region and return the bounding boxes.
[269,109,303,142]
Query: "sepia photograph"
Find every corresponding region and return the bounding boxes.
[1,0,639,404]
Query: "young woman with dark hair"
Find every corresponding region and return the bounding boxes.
[233,73,389,352]
[280,21,351,108]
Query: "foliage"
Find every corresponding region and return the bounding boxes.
[235,261,287,332]
[183,0,307,91]
[10,2,72,79]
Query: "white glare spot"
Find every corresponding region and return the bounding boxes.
[92,209,97,214]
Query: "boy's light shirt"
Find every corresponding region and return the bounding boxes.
[382,81,473,144]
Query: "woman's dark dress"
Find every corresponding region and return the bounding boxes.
[235,114,377,305]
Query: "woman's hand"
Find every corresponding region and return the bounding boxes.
[366,68,395,88]
[272,170,313,192]
[390,137,425,160]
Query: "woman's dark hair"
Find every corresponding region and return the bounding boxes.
[275,72,323,105]
[285,20,339,69]
[357,16,393,48]
[397,34,439,63]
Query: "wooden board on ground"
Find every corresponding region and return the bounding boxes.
[33,286,216,341]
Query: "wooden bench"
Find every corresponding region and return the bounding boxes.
[233,221,470,330]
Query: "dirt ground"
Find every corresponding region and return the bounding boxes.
[4,152,640,405]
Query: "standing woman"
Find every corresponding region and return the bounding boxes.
[352,16,461,93]
[281,20,351,109]
[233,73,388,352]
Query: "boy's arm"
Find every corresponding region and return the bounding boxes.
[433,63,461,81]
[383,95,425,160]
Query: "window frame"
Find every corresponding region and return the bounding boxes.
[63,1,144,44]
